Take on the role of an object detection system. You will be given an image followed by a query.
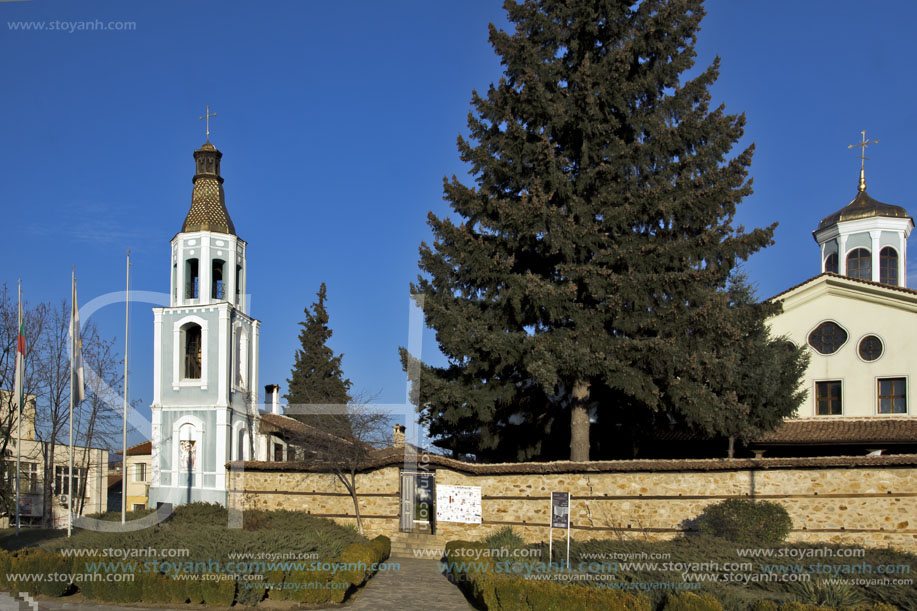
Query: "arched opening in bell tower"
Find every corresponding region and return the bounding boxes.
[212,259,226,300]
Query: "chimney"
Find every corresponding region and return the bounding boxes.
[264,384,280,415]
[393,424,406,448]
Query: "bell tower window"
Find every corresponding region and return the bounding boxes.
[183,323,202,379]
[824,253,838,274]
[879,247,898,286]
[185,259,200,299]
[846,248,871,281]
[212,259,226,300]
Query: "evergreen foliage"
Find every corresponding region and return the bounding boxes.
[285,283,352,434]
[695,498,792,545]
[401,0,805,461]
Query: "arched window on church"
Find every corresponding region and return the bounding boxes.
[237,428,247,461]
[212,259,226,300]
[879,247,898,286]
[235,265,243,306]
[846,248,871,281]
[824,253,838,274]
[185,258,199,299]
[182,323,202,379]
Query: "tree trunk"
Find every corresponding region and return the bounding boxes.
[727,436,735,459]
[569,380,591,462]
[337,470,364,535]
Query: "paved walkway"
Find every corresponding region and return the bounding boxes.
[5,559,474,611]
[345,558,474,610]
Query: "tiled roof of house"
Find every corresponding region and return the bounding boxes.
[755,418,917,445]
[115,441,152,456]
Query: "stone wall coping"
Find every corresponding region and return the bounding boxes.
[228,451,917,475]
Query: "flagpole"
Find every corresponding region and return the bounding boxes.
[68,268,74,537]
[15,279,22,536]
[122,250,130,524]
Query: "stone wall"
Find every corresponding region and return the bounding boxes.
[228,457,917,551]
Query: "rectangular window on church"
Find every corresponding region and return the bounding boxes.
[815,380,842,415]
[878,378,907,414]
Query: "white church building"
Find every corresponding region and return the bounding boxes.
[760,165,917,454]
[147,140,302,508]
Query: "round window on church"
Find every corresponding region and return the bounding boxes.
[807,321,848,355]
[858,335,883,362]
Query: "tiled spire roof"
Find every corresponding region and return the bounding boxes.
[181,141,236,235]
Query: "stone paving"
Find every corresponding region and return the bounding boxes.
[345,558,474,611]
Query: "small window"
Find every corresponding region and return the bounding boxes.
[132,503,146,512]
[858,335,883,361]
[880,247,898,286]
[808,321,848,355]
[273,443,284,462]
[134,463,147,483]
[824,253,838,274]
[878,378,907,414]
[815,381,842,415]
[846,248,871,281]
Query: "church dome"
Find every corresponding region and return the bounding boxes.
[182,141,236,235]
[816,190,910,232]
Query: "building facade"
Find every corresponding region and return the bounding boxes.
[148,140,261,508]
[765,170,916,451]
[1,392,108,527]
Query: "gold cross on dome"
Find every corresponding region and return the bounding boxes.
[199,105,217,141]
[848,130,879,192]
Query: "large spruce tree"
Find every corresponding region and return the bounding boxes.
[286,283,352,433]
[402,0,804,462]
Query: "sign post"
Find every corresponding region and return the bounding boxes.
[550,491,570,569]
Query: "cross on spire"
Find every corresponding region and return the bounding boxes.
[848,129,879,192]
[199,105,217,142]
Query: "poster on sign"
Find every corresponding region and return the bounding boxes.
[551,491,570,528]
[435,484,482,524]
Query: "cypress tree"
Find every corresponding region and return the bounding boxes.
[285,283,352,434]
[402,0,804,461]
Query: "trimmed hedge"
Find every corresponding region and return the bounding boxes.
[663,592,724,611]
[0,533,390,607]
[444,540,652,611]
[268,534,391,604]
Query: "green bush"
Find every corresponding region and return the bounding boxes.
[446,540,651,610]
[750,601,779,611]
[789,578,866,608]
[9,549,72,597]
[483,526,526,551]
[695,499,792,544]
[663,591,724,611]
[0,549,11,589]
[199,575,235,606]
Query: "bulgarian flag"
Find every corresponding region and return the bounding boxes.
[14,292,24,414]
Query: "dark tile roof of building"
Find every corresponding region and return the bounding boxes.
[755,418,917,445]
[232,448,917,475]
[114,441,152,456]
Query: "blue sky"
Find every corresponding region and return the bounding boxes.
[2,1,916,446]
